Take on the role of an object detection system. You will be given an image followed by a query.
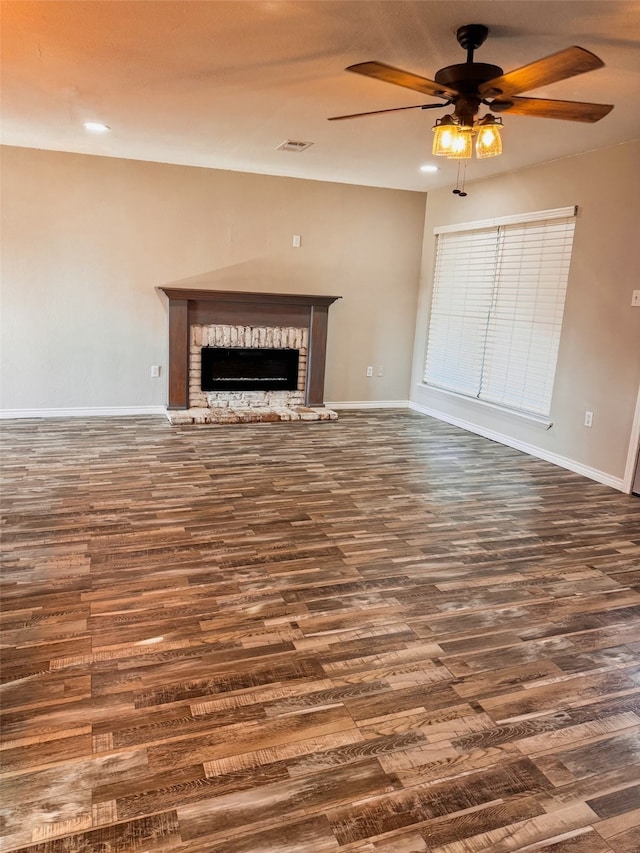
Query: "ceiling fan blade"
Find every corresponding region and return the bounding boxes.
[479,46,605,98]
[346,61,458,99]
[328,102,446,121]
[492,96,613,123]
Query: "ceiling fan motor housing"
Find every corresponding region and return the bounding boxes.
[434,63,504,124]
[434,63,505,92]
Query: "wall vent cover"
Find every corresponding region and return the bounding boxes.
[276,140,314,152]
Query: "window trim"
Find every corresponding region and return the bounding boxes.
[433,205,577,235]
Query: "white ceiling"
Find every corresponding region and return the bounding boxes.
[2,1,639,191]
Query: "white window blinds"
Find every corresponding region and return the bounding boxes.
[424,207,576,417]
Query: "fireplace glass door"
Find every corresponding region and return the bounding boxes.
[201,347,299,392]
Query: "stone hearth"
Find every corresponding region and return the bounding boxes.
[168,404,338,425]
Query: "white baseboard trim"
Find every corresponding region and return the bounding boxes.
[408,401,625,493]
[325,400,409,410]
[0,406,167,420]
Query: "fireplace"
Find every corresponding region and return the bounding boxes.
[158,288,341,424]
[201,347,300,392]
[189,323,308,410]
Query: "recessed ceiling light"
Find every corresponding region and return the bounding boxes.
[420,164,439,173]
[83,121,110,133]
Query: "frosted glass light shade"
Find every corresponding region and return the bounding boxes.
[475,116,503,158]
[432,116,459,156]
[447,128,473,159]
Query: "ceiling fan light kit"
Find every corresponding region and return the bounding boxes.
[432,113,503,159]
[331,23,613,164]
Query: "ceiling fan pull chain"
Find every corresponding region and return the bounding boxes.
[459,163,468,197]
[452,161,461,194]
[452,162,468,197]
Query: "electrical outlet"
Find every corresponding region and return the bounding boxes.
[632,290,640,307]
[584,410,593,427]
[292,234,301,248]
[366,366,373,377]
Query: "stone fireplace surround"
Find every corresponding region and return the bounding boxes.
[159,288,340,425]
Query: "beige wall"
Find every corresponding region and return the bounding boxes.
[3,142,638,486]
[411,140,640,484]
[0,146,426,410]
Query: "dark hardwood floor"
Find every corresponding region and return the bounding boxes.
[1,410,639,852]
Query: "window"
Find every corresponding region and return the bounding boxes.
[423,206,576,418]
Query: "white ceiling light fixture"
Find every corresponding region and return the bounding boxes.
[420,164,439,173]
[83,121,110,133]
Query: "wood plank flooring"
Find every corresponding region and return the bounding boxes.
[1,410,639,852]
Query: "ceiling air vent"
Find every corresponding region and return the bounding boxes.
[276,140,314,152]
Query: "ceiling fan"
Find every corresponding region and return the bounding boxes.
[329,24,613,130]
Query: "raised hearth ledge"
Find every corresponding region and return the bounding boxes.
[167,406,338,425]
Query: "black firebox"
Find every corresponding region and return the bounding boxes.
[200,347,299,392]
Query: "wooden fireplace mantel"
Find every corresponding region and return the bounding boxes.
[158,288,341,409]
